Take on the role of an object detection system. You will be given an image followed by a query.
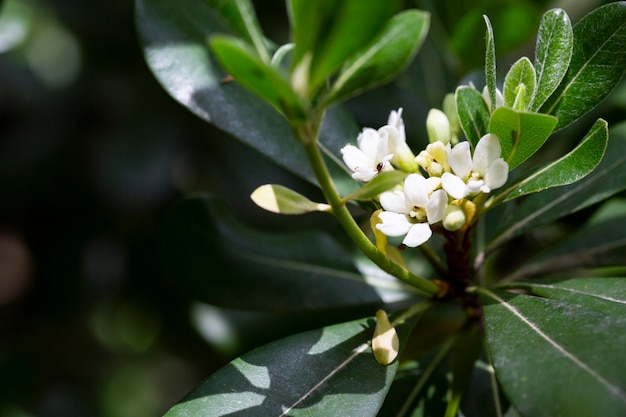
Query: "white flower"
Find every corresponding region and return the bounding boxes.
[341,128,394,182]
[442,134,509,199]
[426,108,451,145]
[376,174,447,247]
[482,86,504,112]
[381,108,417,172]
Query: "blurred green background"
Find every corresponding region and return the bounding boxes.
[0,0,622,416]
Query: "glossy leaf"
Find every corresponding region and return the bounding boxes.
[344,171,407,202]
[499,277,626,316]
[488,107,558,170]
[505,214,626,281]
[327,10,429,104]
[289,0,400,92]
[529,8,573,112]
[210,35,306,122]
[164,313,419,417]
[456,86,490,147]
[500,118,606,202]
[480,288,626,417]
[251,184,330,215]
[503,57,535,110]
[540,2,626,130]
[488,121,626,249]
[207,0,270,63]
[161,196,421,311]
[484,15,497,111]
[136,0,359,196]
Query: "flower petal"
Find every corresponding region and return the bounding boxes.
[352,168,378,182]
[357,128,383,159]
[403,223,432,247]
[379,190,408,214]
[376,212,412,237]
[473,133,501,174]
[484,158,509,190]
[426,189,447,224]
[442,172,469,199]
[403,174,428,207]
[449,142,472,178]
[341,144,370,170]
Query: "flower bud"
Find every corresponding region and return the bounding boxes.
[426,109,451,145]
[443,204,466,231]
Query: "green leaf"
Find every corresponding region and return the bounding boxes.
[488,107,558,170]
[488,121,626,250]
[327,10,429,104]
[207,0,270,63]
[136,0,359,196]
[251,184,330,215]
[164,313,418,417]
[480,288,626,417]
[210,35,306,122]
[505,214,626,281]
[456,86,490,147]
[529,8,573,112]
[503,57,535,111]
[499,118,607,202]
[344,171,407,202]
[161,196,421,311]
[289,0,400,92]
[499,277,626,316]
[540,2,626,130]
[483,15,497,111]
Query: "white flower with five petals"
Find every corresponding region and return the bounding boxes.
[376,174,447,247]
[341,128,394,182]
[442,133,509,199]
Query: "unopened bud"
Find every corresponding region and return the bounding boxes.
[443,204,466,231]
[426,109,451,145]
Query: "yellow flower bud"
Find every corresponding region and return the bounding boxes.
[443,203,466,231]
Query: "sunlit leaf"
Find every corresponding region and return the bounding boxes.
[503,57,535,110]
[207,0,270,62]
[483,15,497,111]
[251,184,330,215]
[456,86,490,147]
[540,2,626,130]
[499,118,606,202]
[488,121,626,250]
[529,8,573,112]
[210,35,306,122]
[136,0,359,196]
[164,313,419,417]
[161,196,421,311]
[480,288,626,417]
[488,107,557,170]
[327,10,429,104]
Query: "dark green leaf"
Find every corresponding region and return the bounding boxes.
[529,8,573,112]
[161,196,421,311]
[499,277,626,316]
[344,171,407,202]
[505,213,626,281]
[210,35,306,122]
[207,0,270,62]
[480,288,626,417]
[327,10,429,104]
[164,313,418,417]
[289,0,400,92]
[488,107,558,170]
[503,57,535,110]
[456,86,490,147]
[136,0,359,195]
[540,2,626,130]
[484,15,497,111]
[499,118,606,202]
[488,121,626,250]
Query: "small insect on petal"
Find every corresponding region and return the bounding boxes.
[372,309,399,365]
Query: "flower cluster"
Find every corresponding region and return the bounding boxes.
[341,105,509,247]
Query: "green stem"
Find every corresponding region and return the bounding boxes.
[294,121,442,297]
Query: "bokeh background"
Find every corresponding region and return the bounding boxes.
[0,0,623,416]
